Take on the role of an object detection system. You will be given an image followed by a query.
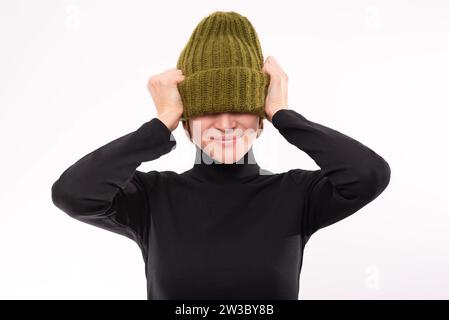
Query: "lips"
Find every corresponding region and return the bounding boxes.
[210,134,243,146]
[211,134,243,141]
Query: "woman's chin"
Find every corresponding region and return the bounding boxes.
[201,137,254,164]
[210,148,247,164]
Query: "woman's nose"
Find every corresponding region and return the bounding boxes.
[214,113,237,130]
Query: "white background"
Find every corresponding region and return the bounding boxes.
[1,0,448,299]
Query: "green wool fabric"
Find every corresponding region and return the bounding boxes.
[176,11,270,121]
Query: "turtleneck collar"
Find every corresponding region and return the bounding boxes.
[189,144,261,183]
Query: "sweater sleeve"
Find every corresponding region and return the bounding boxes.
[272,109,391,239]
[51,117,177,247]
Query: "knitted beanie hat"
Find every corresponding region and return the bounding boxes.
[176,11,269,121]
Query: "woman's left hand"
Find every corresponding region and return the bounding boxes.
[262,55,289,122]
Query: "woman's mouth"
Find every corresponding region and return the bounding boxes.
[212,135,242,146]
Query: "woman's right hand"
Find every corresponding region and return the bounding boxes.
[147,68,185,131]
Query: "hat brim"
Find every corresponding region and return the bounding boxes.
[177,66,269,121]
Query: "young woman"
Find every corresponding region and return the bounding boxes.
[51,11,391,300]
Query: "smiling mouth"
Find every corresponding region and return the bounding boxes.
[212,135,242,141]
[210,135,243,145]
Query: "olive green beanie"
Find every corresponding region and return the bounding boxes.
[176,11,270,121]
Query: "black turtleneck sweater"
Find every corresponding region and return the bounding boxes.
[51,109,391,300]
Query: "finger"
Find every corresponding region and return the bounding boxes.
[266,62,287,79]
[262,60,273,73]
[262,61,279,78]
[261,66,271,76]
[175,74,186,83]
[165,68,180,76]
[274,63,288,78]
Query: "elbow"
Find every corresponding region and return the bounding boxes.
[378,158,391,192]
[51,177,112,219]
[357,156,391,200]
[51,178,63,209]
[51,177,85,218]
[51,178,75,216]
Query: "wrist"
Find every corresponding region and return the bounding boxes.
[157,111,181,131]
[268,107,288,122]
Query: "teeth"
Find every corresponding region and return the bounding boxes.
[211,134,243,141]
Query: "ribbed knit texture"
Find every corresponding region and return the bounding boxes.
[176,11,270,121]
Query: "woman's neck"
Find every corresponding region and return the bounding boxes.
[190,144,261,183]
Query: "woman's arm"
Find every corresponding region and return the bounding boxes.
[51,117,176,247]
[271,109,391,239]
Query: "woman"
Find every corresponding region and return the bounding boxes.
[51,11,391,300]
